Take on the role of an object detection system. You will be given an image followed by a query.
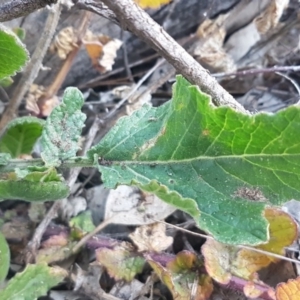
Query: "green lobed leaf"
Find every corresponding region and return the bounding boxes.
[0,25,28,80]
[96,244,145,281]
[88,75,300,245]
[0,232,10,282]
[0,263,67,300]
[0,168,69,202]
[41,87,86,167]
[0,116,44,158]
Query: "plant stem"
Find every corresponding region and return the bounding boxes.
[0,0,58,22]
[23,117,101,263]
[100,0,248,114]
[0,2,62,133]
[0,156,95,173]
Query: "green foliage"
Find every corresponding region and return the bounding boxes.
[41,87,86,167]
[0,25,28,80]
[0,167,69,202]
[0,153,11,166]
[0,264,67,300]
[2,74,300,297]
[0,77,13,88]
[0,232,10,282]
[0,115,69,202]
[69,210,95,235]
[0,117,44,158]
[88,75,300,245]
[96,244,145,281]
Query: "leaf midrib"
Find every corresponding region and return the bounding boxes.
[105,153,300,165]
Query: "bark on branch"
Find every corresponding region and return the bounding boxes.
[74,0,118,24]
[0,0,57,22]
[99,0,247,113]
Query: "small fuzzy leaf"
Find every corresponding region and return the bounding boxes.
[41,87,86,167]
[148,251,213,300]
[0,232,10,282]
[88,75,300,245]
[0,116,44,158]
[276,277,300,300]
[202,208,297,284]
[0,264,67,300]
[96,243,145,281]
[0,25,28,80]
[69,210,95,238]
[0,168,69,202]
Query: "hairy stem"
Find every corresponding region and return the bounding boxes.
[0,156,95,173]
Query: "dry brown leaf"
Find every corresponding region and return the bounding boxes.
[129,222,173,252]
[83,30,104,67]
[148,251,213,300]
[39,95,60,117]
[255,0,290,34]
[50,26,78,60]
[25,84,45,115]
[96,242,145,281]
[194,15,236,72]
[276,277,300,300]
[202,208,296,299]
[83,30,122,73]
[104,185,176,225]
[98,39,122,72]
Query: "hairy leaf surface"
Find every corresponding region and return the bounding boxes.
[0,25,28,80]
[0,116,44,158]
[0,167,69,202]
[41,87,86,167]
[88,76,300,245]
[0,264,66,300]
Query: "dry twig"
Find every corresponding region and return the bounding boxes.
[41,11,92,102]
[213,65,300,78]
[74,0,118,24]
[100,0,247,114]
[0,0,58,22]
[0,2,62,133]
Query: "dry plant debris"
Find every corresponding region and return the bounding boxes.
[1,0,300,299]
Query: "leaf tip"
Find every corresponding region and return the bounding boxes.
[62,87,84,108]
